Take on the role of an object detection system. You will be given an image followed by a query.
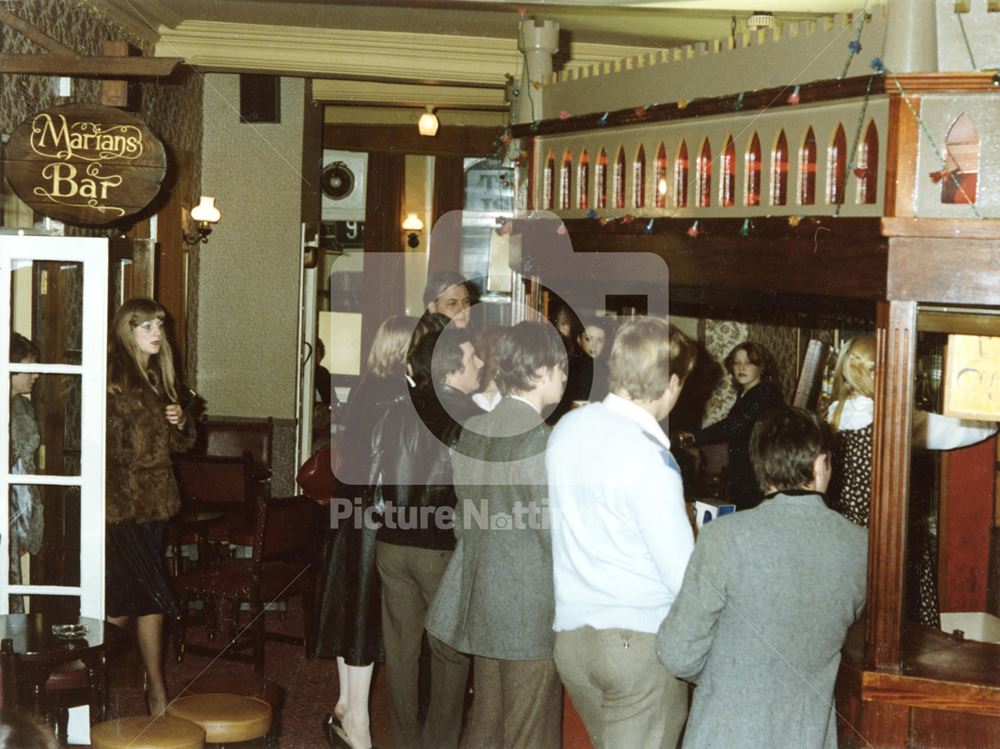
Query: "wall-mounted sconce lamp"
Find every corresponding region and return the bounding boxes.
[402,213,424,248]
[184,196,222,244]
[418,106,439,137]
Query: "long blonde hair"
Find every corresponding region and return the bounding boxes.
[829,336,875,430]
[107,298,179,401]
[366,315,416,379]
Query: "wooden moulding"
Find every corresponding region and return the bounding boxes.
[862,672,1000,718]
[888,72,1000,94]
[887,236,1000,305]
[555,216,887,301]
[510,76,886,138]
[322,124,501,157]
[882,217,1000,240]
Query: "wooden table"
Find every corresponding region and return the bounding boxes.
[167,510,225,575]
[0,614,125,722]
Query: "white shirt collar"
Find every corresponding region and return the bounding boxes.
[827,396,874,430]
[509,394,540,415]
[603,393,671,450]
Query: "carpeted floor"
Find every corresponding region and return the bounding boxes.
[106,600,393,748]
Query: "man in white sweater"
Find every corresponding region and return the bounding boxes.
[546,317,698,749]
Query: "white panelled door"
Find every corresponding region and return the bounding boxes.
[1,234,108,619]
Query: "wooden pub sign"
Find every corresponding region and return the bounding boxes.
[4,103,166,226]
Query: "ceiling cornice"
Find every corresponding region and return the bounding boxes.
[312,79,506,109]
[155,21,658,85]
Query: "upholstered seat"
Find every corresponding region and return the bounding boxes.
[90,715,205,749]
[166,694,272,744]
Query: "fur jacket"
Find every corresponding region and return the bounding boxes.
[106,385,196,524]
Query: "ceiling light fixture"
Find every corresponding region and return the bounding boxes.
[418,106,439,137]
[747,11,777,30]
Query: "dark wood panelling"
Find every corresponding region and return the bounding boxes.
[864,672,1000,717]
[153,149,188,357]
[887,237,1000,305]
[883,93,919,219]
[911,707,1000,748]
[323,124,500,157]
[300,80,323,227]
[361,151,405,361]
[867,300,917,672]
[859,701,910,749]
[511,75,885,137]
[429,155,465,276]
[555,217,887,301]
[903,623,1000,689]
[939,439,997,613]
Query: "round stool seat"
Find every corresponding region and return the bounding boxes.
[91,716,205,749]
[167,693,272,743]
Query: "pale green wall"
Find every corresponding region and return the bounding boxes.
[196,74,305,419]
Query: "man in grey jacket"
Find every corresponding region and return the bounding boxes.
[427,321,567,748]
[657,406,867,749]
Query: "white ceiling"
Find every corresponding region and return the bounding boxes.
[100,0,876,48]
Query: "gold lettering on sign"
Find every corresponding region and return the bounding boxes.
[944,334,1000,422]
[34,163,126,217]
[30,113,143,161]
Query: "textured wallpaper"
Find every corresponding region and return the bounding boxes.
[1,0,204,359]
[0,0,204,205]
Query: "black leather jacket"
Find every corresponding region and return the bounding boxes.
[372,384,484,549]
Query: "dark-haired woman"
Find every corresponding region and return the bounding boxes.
[105,299,195,716]
[679,342,784,509]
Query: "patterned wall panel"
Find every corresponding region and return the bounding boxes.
[699,318,747,427]
[748,317,799,403]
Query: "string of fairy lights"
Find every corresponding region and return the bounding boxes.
[492,2,993,238]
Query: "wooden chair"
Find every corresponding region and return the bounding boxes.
[196,416,274,483]
[170,452,257,569]
[0,638,16,709]
[171,495,319,675]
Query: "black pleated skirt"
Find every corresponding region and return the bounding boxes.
[314,511,383,666]
[106,520,179,619]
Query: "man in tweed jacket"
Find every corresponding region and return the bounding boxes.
[427,322,567,748]
[657,406,867,749]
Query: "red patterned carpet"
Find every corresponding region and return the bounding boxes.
[104,600,591,748]
[106,601,392,748]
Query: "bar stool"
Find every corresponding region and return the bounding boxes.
[90,715,205,749]
[167,693,272,745]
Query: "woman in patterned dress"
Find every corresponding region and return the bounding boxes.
[826,336,995,625]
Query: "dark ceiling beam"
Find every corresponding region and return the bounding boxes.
[0,9,182,78]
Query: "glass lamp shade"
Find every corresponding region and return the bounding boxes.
[418,109,439,137]
[190,196,221,224]
[402,213,424,231]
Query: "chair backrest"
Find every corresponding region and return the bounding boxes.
[174,452,255,508]
[198,417,274,475]
[0,638,16,709]
[247,496,320,570]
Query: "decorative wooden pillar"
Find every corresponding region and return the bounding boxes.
[866,299,917,673]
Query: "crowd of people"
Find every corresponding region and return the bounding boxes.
[8,271,994,748]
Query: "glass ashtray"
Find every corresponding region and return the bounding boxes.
[51,624,88,639]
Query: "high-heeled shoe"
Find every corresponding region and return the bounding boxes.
[323,713,351,748]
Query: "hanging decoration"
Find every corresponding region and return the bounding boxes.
[645,219,655,234]
[839,1,871,79]
[787,85,801,105]
[787,215,802,227]
[634,106,648,118]
[739,218,751,237]
[559,110,570,120]
[687,221,700,238]
[733,92,745,111]
[598,112,610,126]
[677,99,689,110]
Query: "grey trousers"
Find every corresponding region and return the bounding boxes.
[377,541,470,749]
[554,626,688,749]
[460,655,563,749]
